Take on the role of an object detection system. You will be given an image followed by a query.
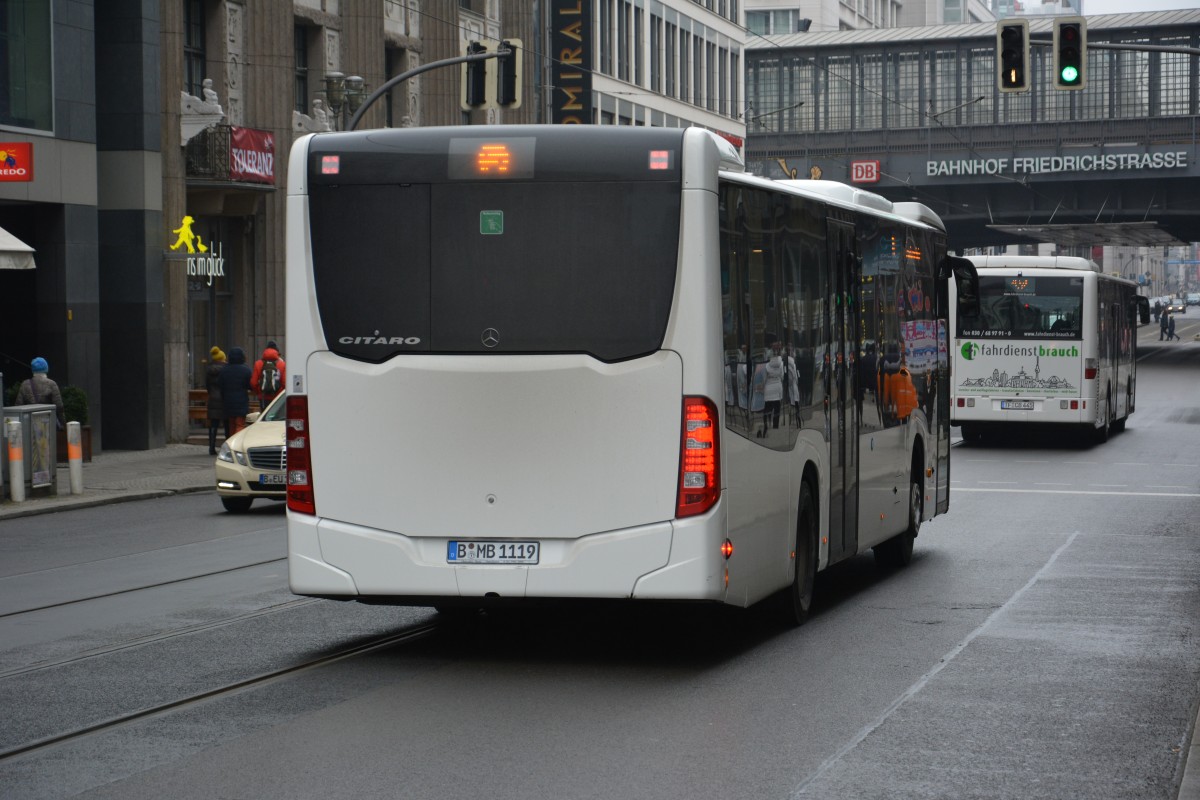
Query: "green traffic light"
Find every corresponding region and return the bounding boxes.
[1061,65,1079,83]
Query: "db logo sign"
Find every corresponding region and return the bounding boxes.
[850,160,880,184]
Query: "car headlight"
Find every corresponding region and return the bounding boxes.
[217,442,235,463]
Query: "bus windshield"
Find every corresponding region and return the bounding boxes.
[958,275,1084,340]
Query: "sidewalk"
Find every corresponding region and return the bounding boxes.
[0,444,215,521]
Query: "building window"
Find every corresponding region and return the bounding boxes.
[746,10,800,35]
[294,25,309,115]
[618,0,629,81]
[0,0,52,131]
[184,0,207,99]
[650,15,662,93]
[665,22,676,97]
[634,7,644,86]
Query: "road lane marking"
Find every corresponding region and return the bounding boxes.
[954,487,1200,498]
[789,531,1081,799]
[979,481,1018,485]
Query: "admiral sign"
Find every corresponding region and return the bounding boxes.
[551,0,592,124]
[0,142,33,182]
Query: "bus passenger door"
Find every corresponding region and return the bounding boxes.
[827,221,859,561]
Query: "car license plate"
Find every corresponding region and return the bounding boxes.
[448,541,540,565]
[259,473,286,485]
[1001,400,1035,410]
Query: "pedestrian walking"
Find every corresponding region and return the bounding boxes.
[217,347,253,435]
[16,357,65,429]
[205,346,229,455]
[250,341,286,411]
[1153,299,1161,323]
[1168,313,1180,341]
[1160,310,1170,341]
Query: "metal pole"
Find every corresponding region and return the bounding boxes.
[346,50,507,131]
[6,419,24,503]
[67,420,83,495]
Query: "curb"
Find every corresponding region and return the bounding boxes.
[0,485,213,522]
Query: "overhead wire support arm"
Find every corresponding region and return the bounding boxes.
[346,48,511,132]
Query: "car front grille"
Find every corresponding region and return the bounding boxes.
[248,446,286,471]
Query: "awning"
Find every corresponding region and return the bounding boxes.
[0,225,36,269]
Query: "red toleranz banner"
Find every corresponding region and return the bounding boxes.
[229,127,274,184]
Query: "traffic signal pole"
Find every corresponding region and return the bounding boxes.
[345,47,511,132]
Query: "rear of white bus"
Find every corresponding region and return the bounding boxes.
[284,126,735,607]
[951,264,1095,437]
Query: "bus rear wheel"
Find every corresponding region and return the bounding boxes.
[779,483,818,627]
[1094,387,1112,443]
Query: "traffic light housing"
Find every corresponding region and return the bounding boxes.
[460,39,523,110]
[1054,17,1087,90]
[996,20,1030,93]
[462,41,488,109]
[495,40,522,108]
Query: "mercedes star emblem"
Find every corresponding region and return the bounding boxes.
[482,328,500,348]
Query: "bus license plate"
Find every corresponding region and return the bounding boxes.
[1001,400,1035,410]
[260,473,286,485]
[448,541,540,565]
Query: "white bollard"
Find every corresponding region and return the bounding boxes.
[6,419,24,503]
[66,421,83,495]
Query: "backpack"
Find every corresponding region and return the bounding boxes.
[260,358,280,396]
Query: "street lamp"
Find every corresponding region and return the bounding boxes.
[322,72,367,130]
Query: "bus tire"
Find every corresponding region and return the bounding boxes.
[1114,385,1131,432]
[780,483,818,627]
[959,424,982,443]
[1094,387,1112,443]
[875,469,920,568]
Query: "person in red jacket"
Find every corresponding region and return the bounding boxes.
[250,341,286,410]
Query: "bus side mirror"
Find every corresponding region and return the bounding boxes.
[940,255,980,316]
[1133,295,1150,325]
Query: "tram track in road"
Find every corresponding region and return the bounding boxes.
[0,595,321,680]
[0,556,290,619]
[0,621,441,763]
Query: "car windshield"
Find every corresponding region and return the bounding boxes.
[259,393,286,422]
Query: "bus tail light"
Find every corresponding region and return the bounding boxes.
[1084,358,1097,380]
[677,396,720,518]
[286,395,316,515]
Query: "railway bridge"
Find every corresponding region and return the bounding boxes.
[745,10,1200,250]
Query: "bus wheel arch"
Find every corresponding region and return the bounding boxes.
[874,450,922,568]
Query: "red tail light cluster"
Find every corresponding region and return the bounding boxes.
[677,396,720,518]
[286,395,315,515]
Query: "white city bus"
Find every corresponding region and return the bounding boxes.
[951,255,1148,443]
[284,125,978,623]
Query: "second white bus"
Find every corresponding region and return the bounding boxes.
[951,255,1148,443]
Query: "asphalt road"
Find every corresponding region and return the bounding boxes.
[0,333,1196,800]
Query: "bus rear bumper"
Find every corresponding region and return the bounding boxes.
[286,512,728,603]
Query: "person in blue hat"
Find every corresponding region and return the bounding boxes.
[16,357,65,429]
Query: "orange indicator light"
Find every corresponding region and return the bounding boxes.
[477,143,512,174]
[649,150,671,170]
[721,539,734,559]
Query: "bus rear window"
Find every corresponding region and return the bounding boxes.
[959,275,1084,340]
[308,181,681,362]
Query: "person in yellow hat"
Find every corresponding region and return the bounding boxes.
[205,346,228,455]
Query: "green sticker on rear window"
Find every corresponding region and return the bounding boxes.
[480,210,504,235]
